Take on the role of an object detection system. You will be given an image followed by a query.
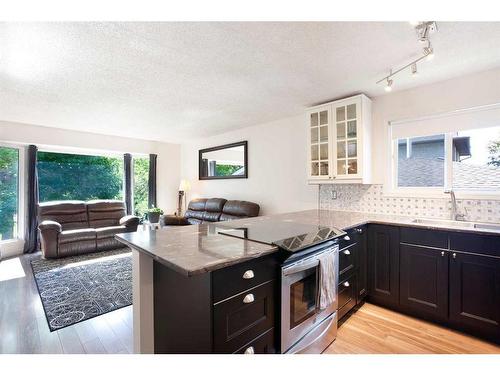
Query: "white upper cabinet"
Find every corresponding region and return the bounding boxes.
[307,94,372,184]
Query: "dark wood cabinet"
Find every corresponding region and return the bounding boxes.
[399,244,448,320]
[213,280,276,353]
[357,226,368,300]
[338,226,367,320]
[338,273,357,319]
[449,252,500,340]
[367,225,400,308]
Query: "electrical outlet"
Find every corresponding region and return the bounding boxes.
[331,190,337,199]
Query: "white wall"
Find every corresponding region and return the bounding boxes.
[371,67,500,185]
[181,115,318,215]
[181,67,500,216]
[0,120,181,215]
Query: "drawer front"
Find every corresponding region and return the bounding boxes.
[213,281,275,353]
[233,328,276,354]
[339,242,358,276]
[400,227,448,249]
[449,232,500,257]
[338,274,357,320]
[339,227,362,249]
[212,254,278,303]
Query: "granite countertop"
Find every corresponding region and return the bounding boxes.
[115,223,278,276]
[116,209,500,277]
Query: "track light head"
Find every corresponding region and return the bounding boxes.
[385,78,393,92]
[411,63,418,76]
[423,46,434,60]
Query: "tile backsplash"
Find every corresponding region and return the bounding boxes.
[319,184,500,223]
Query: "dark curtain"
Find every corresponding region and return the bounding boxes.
[24,145,39,253]
[148,154,157,208]
[124,153,132,215]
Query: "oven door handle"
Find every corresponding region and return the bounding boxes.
[283,259,320,276]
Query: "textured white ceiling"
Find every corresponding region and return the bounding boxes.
[1,22,500,142]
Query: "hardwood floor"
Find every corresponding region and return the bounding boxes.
[1,253,499,354]
[0,252,133,354]
[325,303,500,354]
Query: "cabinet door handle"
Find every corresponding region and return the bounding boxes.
[343,281,350,287]
[356,228,363,234]
[343,249,351,255]
[244,346,255,354]
[243,294,255,304]
[452,253,457,259]
[343,235,350,241]
[441,251,445,257]
[242,270,255,279]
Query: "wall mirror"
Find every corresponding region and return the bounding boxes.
[199,141,248,180]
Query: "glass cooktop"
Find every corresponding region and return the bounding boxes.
[215,220,345,252]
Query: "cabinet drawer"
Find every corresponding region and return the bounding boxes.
[449,232,500,257]
[233,328,276,354]
[339,228,361,249]
[400,227,448,249]
[339,242,358,276]
[213,280,275,353]
[212,254,278,303]
[338,274,357,320]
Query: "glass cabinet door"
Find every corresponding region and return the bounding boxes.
[309,107,330,178]
[334,101,359,176]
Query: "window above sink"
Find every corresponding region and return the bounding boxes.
[389,103,500,198]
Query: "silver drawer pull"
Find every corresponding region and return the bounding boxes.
[244,346,255,354]
[242,270,255,279]
[343,281,350,287]
[243,294,255,304]
[343,249,351,255]
[441,251,445,257]
[343,235,350,241]
[452,253,457,259]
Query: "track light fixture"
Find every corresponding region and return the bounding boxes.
[377,21,438,91]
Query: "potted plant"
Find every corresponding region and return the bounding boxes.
[147,207,164,223]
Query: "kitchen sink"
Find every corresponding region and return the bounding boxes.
[411,218,475,228]
[411,218,500,232]
[473,223,500,231]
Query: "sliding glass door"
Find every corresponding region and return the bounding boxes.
[0,146,19,241]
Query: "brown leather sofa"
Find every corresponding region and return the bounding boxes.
[38,200,140,259]
[162,198,260,226]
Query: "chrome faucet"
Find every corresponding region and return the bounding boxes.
[444,190,467,221]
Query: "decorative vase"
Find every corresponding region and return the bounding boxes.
[148,212,161,223]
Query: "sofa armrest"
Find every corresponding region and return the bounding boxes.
[38,220,62,258]
[161,215,190,226]
[119,215,140,229]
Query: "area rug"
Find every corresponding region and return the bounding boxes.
[31,248,132,331]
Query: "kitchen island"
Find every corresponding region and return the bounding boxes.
[116,209,500,353]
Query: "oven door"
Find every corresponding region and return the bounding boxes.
[281,247,338,353]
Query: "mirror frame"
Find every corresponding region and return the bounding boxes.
[198,141,248,180]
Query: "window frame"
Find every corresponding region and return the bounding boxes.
[388,123,500,200]
[0,142,26,246]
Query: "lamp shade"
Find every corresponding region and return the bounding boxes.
[179,179,191,191]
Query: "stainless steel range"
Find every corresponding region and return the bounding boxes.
[217,219,345,353]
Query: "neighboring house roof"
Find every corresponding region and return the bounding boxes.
[398,157,500,190]
[452,162,500,190]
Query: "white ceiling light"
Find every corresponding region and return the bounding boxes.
[377,21,438,91]
[385,78,393,92]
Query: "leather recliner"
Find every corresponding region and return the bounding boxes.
[38,200,139,259]
[161,198,260,226]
